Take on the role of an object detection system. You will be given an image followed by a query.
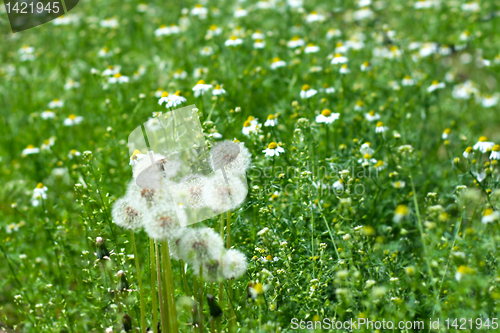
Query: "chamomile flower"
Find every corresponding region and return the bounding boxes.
[482,208,500,224]
[252,30,265,39]
[64,79,80,90]
[353,7,374,20]
[98,47,113,58]
[41,137,56,151]
[360,142,374,156]
[452,81,478,99]
[41,110,56,119]
[455,265,474,281]
[158,92,170,105]
[339,64,351,74]
[155,25,171,36]
[463,147,473,159]
[327,29,342,39]
[31,183,48,207]
[63,114,83,126]
[22,145,40,156]
[200,46,213,56]
[242,116,261,135]
[402,75,415,86]
[414,0,434,9]
[206,24,222,38]
[48,99,64,108]
[304,43,320,53]
[102,66,121,76]
[287,0,303,7]
[393,204,409,223]
[192,80,212,97]
[461,2,480,12]
[358,154,377,165]
[315,109,340,124]
[234,7,248,18]
[427,80,445,93]
[375,121,388,133]
[264,114,278,127]
[173,69,188,79]
[191,4,208,19]
[480,94,499,108]
[354,100,365,111]
[392,181,406,189]
[68,149,81,159]
[287,36,305,48]
[306,11,325,23]
[263,142,285,157]
[364,110,380,122]
[108,73,129,84]
[442,128,451,139]
[300,85,317,99]
[19,45,36,61]
[473,136,495,153]
[212,85,226,95]
[374,160,386,171]
[360,61,371,71]
[331,53,348,64]
[254,40,266,49]
[129,149,146,166]
[323,84,335,94]
[100,17,119,28]
[225,35,243,47]
[333,179,344,192]
[419,43,438,57]
[489,145,500,160]
[270,57,286,69]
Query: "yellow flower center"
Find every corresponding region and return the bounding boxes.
[465,147,473,153]
[311,11,317,14]
[195,4,202,7]
[483,208,494,216]
[69,114,77,120]
[113,73,122,78]
[36,183,45,189]
[44,139,50,145]
[374,160,384,168]
[376,121,384,127]
[215,85,221,89]
[291,36,300,41]
[356,100,363,106]
[131,149,142,160]
[336,42,343,47]
[230,35,237,40]
[307,43,315,47]
[266,254,272,261]
[160,24,167,28]
[161,92,169,97]
[247,116,255,121]
[27,144,35,149]
[395,205,408,215]
[267,114,275,120]
[253,283,264,294]
[444,128,451,134]
[175,90,182,96]
[268,142,278,149]
[369,110,375,116]
[493,145,500,152]
[302,84,311,91]
[272,57,281,62]
[404,75,411,80]
[363,153,372,159]
[321,109,332,117]
[431,80,439,85]
[243,120,252,127]
[53,98,59,102]
[209,24,217,30]
[390,46,398,52]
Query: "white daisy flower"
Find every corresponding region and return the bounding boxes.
[489,145,500,160]
[392,181,406,189]
[102,65,121,76]
[360,61,371,71]
[41,137,56,151]
[442,128,451,139]
[473,136,495,153]
[393,204,409,223]
[339,64,351,74]
[254,40,266,49]
[48,99,64,108]
[108,73,129,84]
[331,53,348,64]
[287,36,305,48]
[212,84,226,95]
[100,18,119,28]
[68,149,81,159]
[287,0,303,7]
[154,24,171,36]
[354,100,365,111]
[264,114,278,127]
[19,45,36,61]
[374,160,386,171]
[480,94,499,108]
[97,47,113,58]
[463,147,473,159]
[419,43,438,57]
[251,30,265,39]
[22,145,40,156]
[192,80,212,97]
[242,117,261,135]
[414,0,435,9]
[225,36,243,47]
[306,11,325,23]
[364,110,380,122]
[427,80,445,93]
[353,7,374,20]
[31,183,48,207]
[482,208,499,224]
[263,142,285,157]
[63,114,83,126]
[191,4,208,18]
[270,57,286,69]
[360,142,374,156]
[333,179,344,192]
[64,79,80,90]
[41,110,56,119]
[234,8,248,18]
[304,43,320,53]
[300,85,317,99]
[200,46,213,56]
[206,24,223,38]
[375,121,388,133]
[452,80,478,99]
[402,75,415,86]
[173,69,188,79]
[461,2,480,12]
[315,109,340,124]
[327,29,342,39]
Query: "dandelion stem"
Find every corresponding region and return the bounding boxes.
[130,231,146,333]
[156,241,169,333]
[161,240,178,333]
[180,259,190,296]
[198,266,204,333]
[150,239,158,333]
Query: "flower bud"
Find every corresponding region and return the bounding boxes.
[96,237,110,260]
[117,270,129,291]
[122,313,132,332]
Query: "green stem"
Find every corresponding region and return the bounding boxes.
[162,240,178,332]
[226,212,235,333]
[150,239,158,333]
[156,241,168,333]
[198,267,204,333]
[130,231,146,333]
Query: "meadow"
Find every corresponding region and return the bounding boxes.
[1,0,500,332]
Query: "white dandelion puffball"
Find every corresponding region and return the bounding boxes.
[125,179,163,207]
[170,174,208,209]
[210,140,252,175]
[143,203,186,240]
[111,197,144,230]
[202,172,248,214]
[222,249,248,280]
[131,152,166,179]
[178,227,224,270]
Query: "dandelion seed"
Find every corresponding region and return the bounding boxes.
[112,197,144,230]
[202,173,247,213]
[143,203,185,240]
[178,227,224,270]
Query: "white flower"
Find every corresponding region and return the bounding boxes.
[201,173,247,213]
[452,80,478,100]
[190,4,208,18]
[414,0,435,9]
[63,114,83,126]
[490,145,500,160]
[330,53,348,64]
[393,204,409,223]
[41,137,56,151]
[108,73,129,84]
[333,180,344,192]
[112,197,144,231]
[19,45,35,61]
[306,11,325,23]
[98,47,113,58]
[206,24,223,38]
[252,31,265,39]
[353,7,374,20]
[234,8,248,18]
[364,111,380,122]
[264,114,278,127]
[242,117,261,135]
[463,147,473,159]
[22,145,39,156]
[480,94,499,108]
[360,61,371,71]
[392,181,406,189]
[64,79,80,90]
[254,40,266,49]
[482,209,499,224]
[419,43,438,57]
[316,109,340,124]
[339,64,351,74]
[360,143,374,156]
[375,121,388,133]
[6,223,19,234]
[173,69,188,79]
[427,80,445,93]
[300,85,317,99]
[100,18,119,28]
[461,2,480,12]
[31,183,48,207]
[192,80,212,97]
[52,14,79,25]
[212,85,226,95]
[41,110,56,119]
[155,25,171,36]
[102,65,121,76]
[200,46,213,56]
[304,43,320,53]
[263,142,285,157]
[473,136,495,153]
[327,29,342,39]
[178,228,224,271]
[374,160,386,171]
[222,249,248,279]
[48,99,64,108]
[270,57,286,69]
[68,149,81,159]
[287,36,305,48]
[225,36,243,47]
[287,0,303,7]
[401,75,415,86]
